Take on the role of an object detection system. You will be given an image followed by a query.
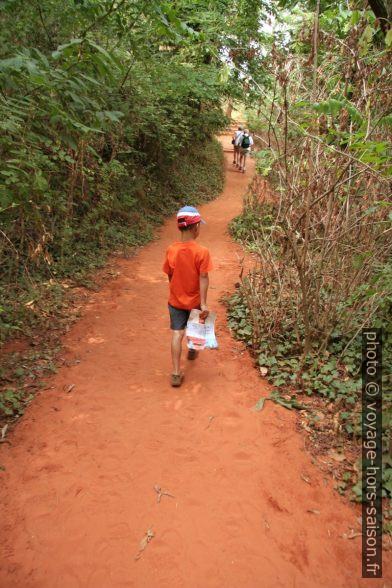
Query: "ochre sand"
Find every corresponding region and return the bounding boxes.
[1,134,390,587]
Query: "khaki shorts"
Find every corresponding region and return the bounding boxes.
[234,144,241,153]
[240,147,251,156]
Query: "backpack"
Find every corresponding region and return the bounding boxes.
[241,135,250,149]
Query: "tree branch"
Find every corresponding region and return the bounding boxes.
[81,0,127,38]
[35,1,55,49]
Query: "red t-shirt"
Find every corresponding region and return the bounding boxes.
[163,241,213,309]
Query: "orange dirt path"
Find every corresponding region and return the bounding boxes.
[0,134,389,588]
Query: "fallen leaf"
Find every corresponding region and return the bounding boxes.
[0,424,11,445]
[264,518,270,530]
[135,528,155,560]
[251,397,269,412]
[259,366,268,376]
[301,421,312,433]
[307,509,320,515]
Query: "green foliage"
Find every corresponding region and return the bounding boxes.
[0,0,236,344]
[0,388,34,419]
[229,202,275,247]
[0,138,224,343]
[224,0,392,504]
[253,149,277,177]
[227,182,391,501]
[226,282,392,499]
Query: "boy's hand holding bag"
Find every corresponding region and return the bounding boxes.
[186,309,218,351]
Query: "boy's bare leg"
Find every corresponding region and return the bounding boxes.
[171,329,185,374]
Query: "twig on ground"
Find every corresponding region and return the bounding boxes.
[153,484,175,503]
[205,415,215,429]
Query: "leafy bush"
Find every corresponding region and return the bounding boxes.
[0,0,233,343]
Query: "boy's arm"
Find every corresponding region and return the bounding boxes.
[199,272,209,321]
[199,247,212,321]
[163,249,172,281]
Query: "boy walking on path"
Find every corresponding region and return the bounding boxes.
[163,206,212,388]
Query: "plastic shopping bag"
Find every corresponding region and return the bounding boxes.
[186,309,218,350]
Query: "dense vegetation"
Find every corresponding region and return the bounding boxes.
[1,0,251,341]
[227,1,391,506]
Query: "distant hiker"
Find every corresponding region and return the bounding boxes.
[238,129,253,173]
[232,126,243,166]
[163,206,213,388]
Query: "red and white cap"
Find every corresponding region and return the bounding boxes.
[177,206,205,228]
